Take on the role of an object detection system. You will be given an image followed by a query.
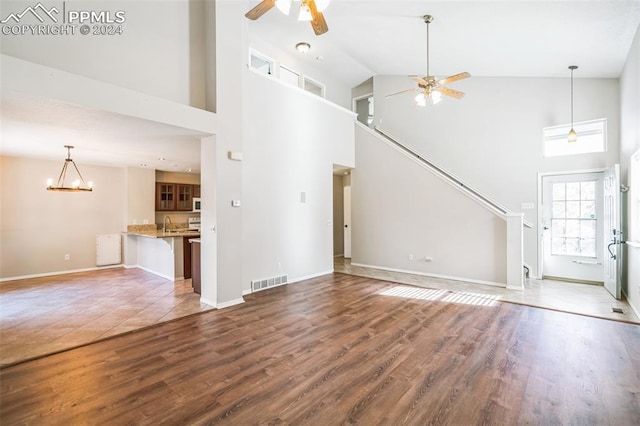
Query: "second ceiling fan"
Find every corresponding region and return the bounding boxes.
[387,15,471,106]
[245,0,330,36]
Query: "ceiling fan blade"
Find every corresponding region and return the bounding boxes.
[437,72,471,86]
[410,76,429,86]
[385,88,419,98]
[439,87,465,99]
[245,0,276,20]
[308,0,329,35]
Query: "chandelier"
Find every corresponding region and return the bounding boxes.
[46,145,93,192]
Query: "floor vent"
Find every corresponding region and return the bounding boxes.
[612,307,624,314]
[251,274,288,292]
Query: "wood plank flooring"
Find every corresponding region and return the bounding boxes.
[2,273,639,425]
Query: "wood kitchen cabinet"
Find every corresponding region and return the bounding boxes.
[156,183,176,211]
[156,183,200,211]
[176,184,193,211]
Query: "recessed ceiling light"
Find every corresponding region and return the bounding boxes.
[158,157,166,161]
[140,163,148,167]
[296,42,311,53]
[186,168,192,172]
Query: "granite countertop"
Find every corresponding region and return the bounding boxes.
[124,224,200,239]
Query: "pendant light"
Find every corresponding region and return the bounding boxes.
[46,145,93,192]
[568,65,578,143]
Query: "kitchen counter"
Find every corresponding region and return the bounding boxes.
[124,229,200,281]
[124,229,201,238]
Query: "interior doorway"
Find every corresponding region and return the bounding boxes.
[353,94,374,128]
[332,167,352,259]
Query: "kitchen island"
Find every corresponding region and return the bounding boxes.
[124,228,200,281]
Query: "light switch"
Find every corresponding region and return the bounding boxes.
[231,200,241,207]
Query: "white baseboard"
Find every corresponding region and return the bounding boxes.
[200,296,217,307]
[242,289,253,296]
[349,262,506,288]
[0,264,124,283]
[288,269,334,284]
[134,265,175,281]
[217,297,245,309]
[334,254,344,258]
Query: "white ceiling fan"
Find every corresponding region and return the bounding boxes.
[386,15,471,106]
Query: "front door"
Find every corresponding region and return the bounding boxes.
[603,164,622,299]
[542,172,604,283]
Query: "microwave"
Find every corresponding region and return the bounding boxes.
[192,198,201,212]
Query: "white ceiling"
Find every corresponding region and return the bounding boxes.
[0,93,206,173]
[247,0,640,86]
[1,0,639,172]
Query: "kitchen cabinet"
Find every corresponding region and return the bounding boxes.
[182,235,200,279]
[176,184,193,211]
[191,239,201,294]
[156,183,176,211]
[155,183,200,211]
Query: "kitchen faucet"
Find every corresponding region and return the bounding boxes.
[163,215,172,232]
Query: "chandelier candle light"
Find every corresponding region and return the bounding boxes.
[568,65,578,143]
[46,145,93,192]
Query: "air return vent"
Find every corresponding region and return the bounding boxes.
[251,274,288,292]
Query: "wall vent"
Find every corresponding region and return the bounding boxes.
[251,274,288,292]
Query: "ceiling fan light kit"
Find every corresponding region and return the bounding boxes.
[245,0,329,35]
[386,14,471,107]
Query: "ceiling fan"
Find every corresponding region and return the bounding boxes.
[245,0,330,36]
[387,15,470,106]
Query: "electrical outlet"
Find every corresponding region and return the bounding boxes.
[408,254,414,261]
[64,254,70,261]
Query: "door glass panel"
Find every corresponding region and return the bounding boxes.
[566,182,580,200]
[553,183,565,200]
[566,201,580,218]
[550,179,598,257]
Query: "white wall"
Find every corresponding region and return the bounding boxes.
[126,167,155,226]
[1,156,125,279]
[0,0,206,107]
[247,35,351,109]
[352,126,507,285]
[620,24,640,315]
[374,75,620,278]
[242,70,355,291]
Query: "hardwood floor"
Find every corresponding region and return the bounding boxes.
[0,268,213,366]
[2,273,639,425]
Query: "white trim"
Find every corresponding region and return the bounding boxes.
[334,254,345,258]
[199,296,217,307]
[217,298,245,309]
[352,92,374,114]
[134,265,175,281]
[350,262,506,288]
[302,75,326,98]
[248,48,275,76]
[0,264,123,283]
[536,168,607,280]
[288,270,334,284]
